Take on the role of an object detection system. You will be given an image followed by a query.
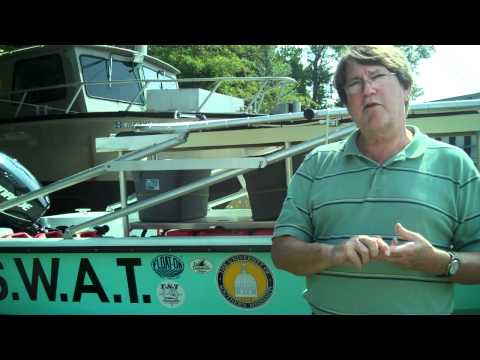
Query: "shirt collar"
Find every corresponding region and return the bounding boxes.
[342,125,427,162]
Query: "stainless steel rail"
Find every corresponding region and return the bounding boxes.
[0,76,297,117]
[0,133,188,213]
[62,124,356,239]
[134,110,317,133]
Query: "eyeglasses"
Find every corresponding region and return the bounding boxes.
[344,72,397,96]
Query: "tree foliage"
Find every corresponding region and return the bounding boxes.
[397,45,435,99]
[277,45,434,109]
[149,45,297,112]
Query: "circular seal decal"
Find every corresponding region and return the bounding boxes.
[217,254,274,309]
[156,280,185,308]
[190,258,213,274]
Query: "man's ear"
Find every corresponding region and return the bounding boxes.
[404,85,412,103]
[344,100,353,116]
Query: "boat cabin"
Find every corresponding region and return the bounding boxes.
[0,45,246,119]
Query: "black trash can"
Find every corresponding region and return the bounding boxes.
[244,154,306,221]
[133,170,211,222]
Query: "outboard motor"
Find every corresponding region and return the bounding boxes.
[0,152,50,232]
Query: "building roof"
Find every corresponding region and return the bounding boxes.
[433,92,480,102]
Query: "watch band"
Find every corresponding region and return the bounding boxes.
[446,251,460,277]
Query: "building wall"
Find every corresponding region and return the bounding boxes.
[408,112,480,169]
[432,133,479,167]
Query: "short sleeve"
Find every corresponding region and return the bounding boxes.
[273,155,315,242]
[453,156,480,252]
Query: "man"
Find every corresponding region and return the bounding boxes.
[271,45,480,314]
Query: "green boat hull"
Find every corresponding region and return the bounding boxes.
[0,237,311,315]
[0,237,478,315]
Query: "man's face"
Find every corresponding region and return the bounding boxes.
[344,61,411,135]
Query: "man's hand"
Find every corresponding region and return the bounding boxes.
[332,235,390,271]
[380,223,449,275]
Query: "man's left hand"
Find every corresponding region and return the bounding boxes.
[379,223,449,275]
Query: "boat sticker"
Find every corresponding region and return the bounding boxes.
[151,255,184,278]
[190,258,213,274]
[217,254,274,309]
[156,281,185,308]
[144,179,160,191]
[115,120,152,129]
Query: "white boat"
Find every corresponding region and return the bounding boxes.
[0,45,298,214]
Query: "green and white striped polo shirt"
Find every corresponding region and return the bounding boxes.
[273,125,480,314]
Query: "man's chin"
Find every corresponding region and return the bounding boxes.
[358,120,399,138]
[361,116,390,130]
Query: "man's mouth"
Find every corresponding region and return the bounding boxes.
[364,103,380,110]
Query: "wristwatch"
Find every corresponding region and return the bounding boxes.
[446,251,460,277]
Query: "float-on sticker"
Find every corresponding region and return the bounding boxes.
[217,254,274,309]
[151,255,184,278]
[156,280,185,308]
[190,258,213,274]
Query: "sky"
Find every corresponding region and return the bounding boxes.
[413,45,480,103]
[298,45,480,105]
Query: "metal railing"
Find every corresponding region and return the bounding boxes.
[0,76,297,118]
[0,109,353,239]
[2,98,480,239]
[62,124,356,239]
[0,133,188,213]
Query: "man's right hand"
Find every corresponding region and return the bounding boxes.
[272,234,391,276]
[331,235,391,271]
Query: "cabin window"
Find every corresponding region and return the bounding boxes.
[143,66,178,90]
[80,55,144,104]
[12,54,66,103]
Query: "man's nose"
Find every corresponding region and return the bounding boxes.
[362,79,376,95]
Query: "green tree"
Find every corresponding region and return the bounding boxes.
[277,45,317,109]
[279,45,435,109]
[150,45,299,113]
[146,45,435,111]
[397,45,435,99]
